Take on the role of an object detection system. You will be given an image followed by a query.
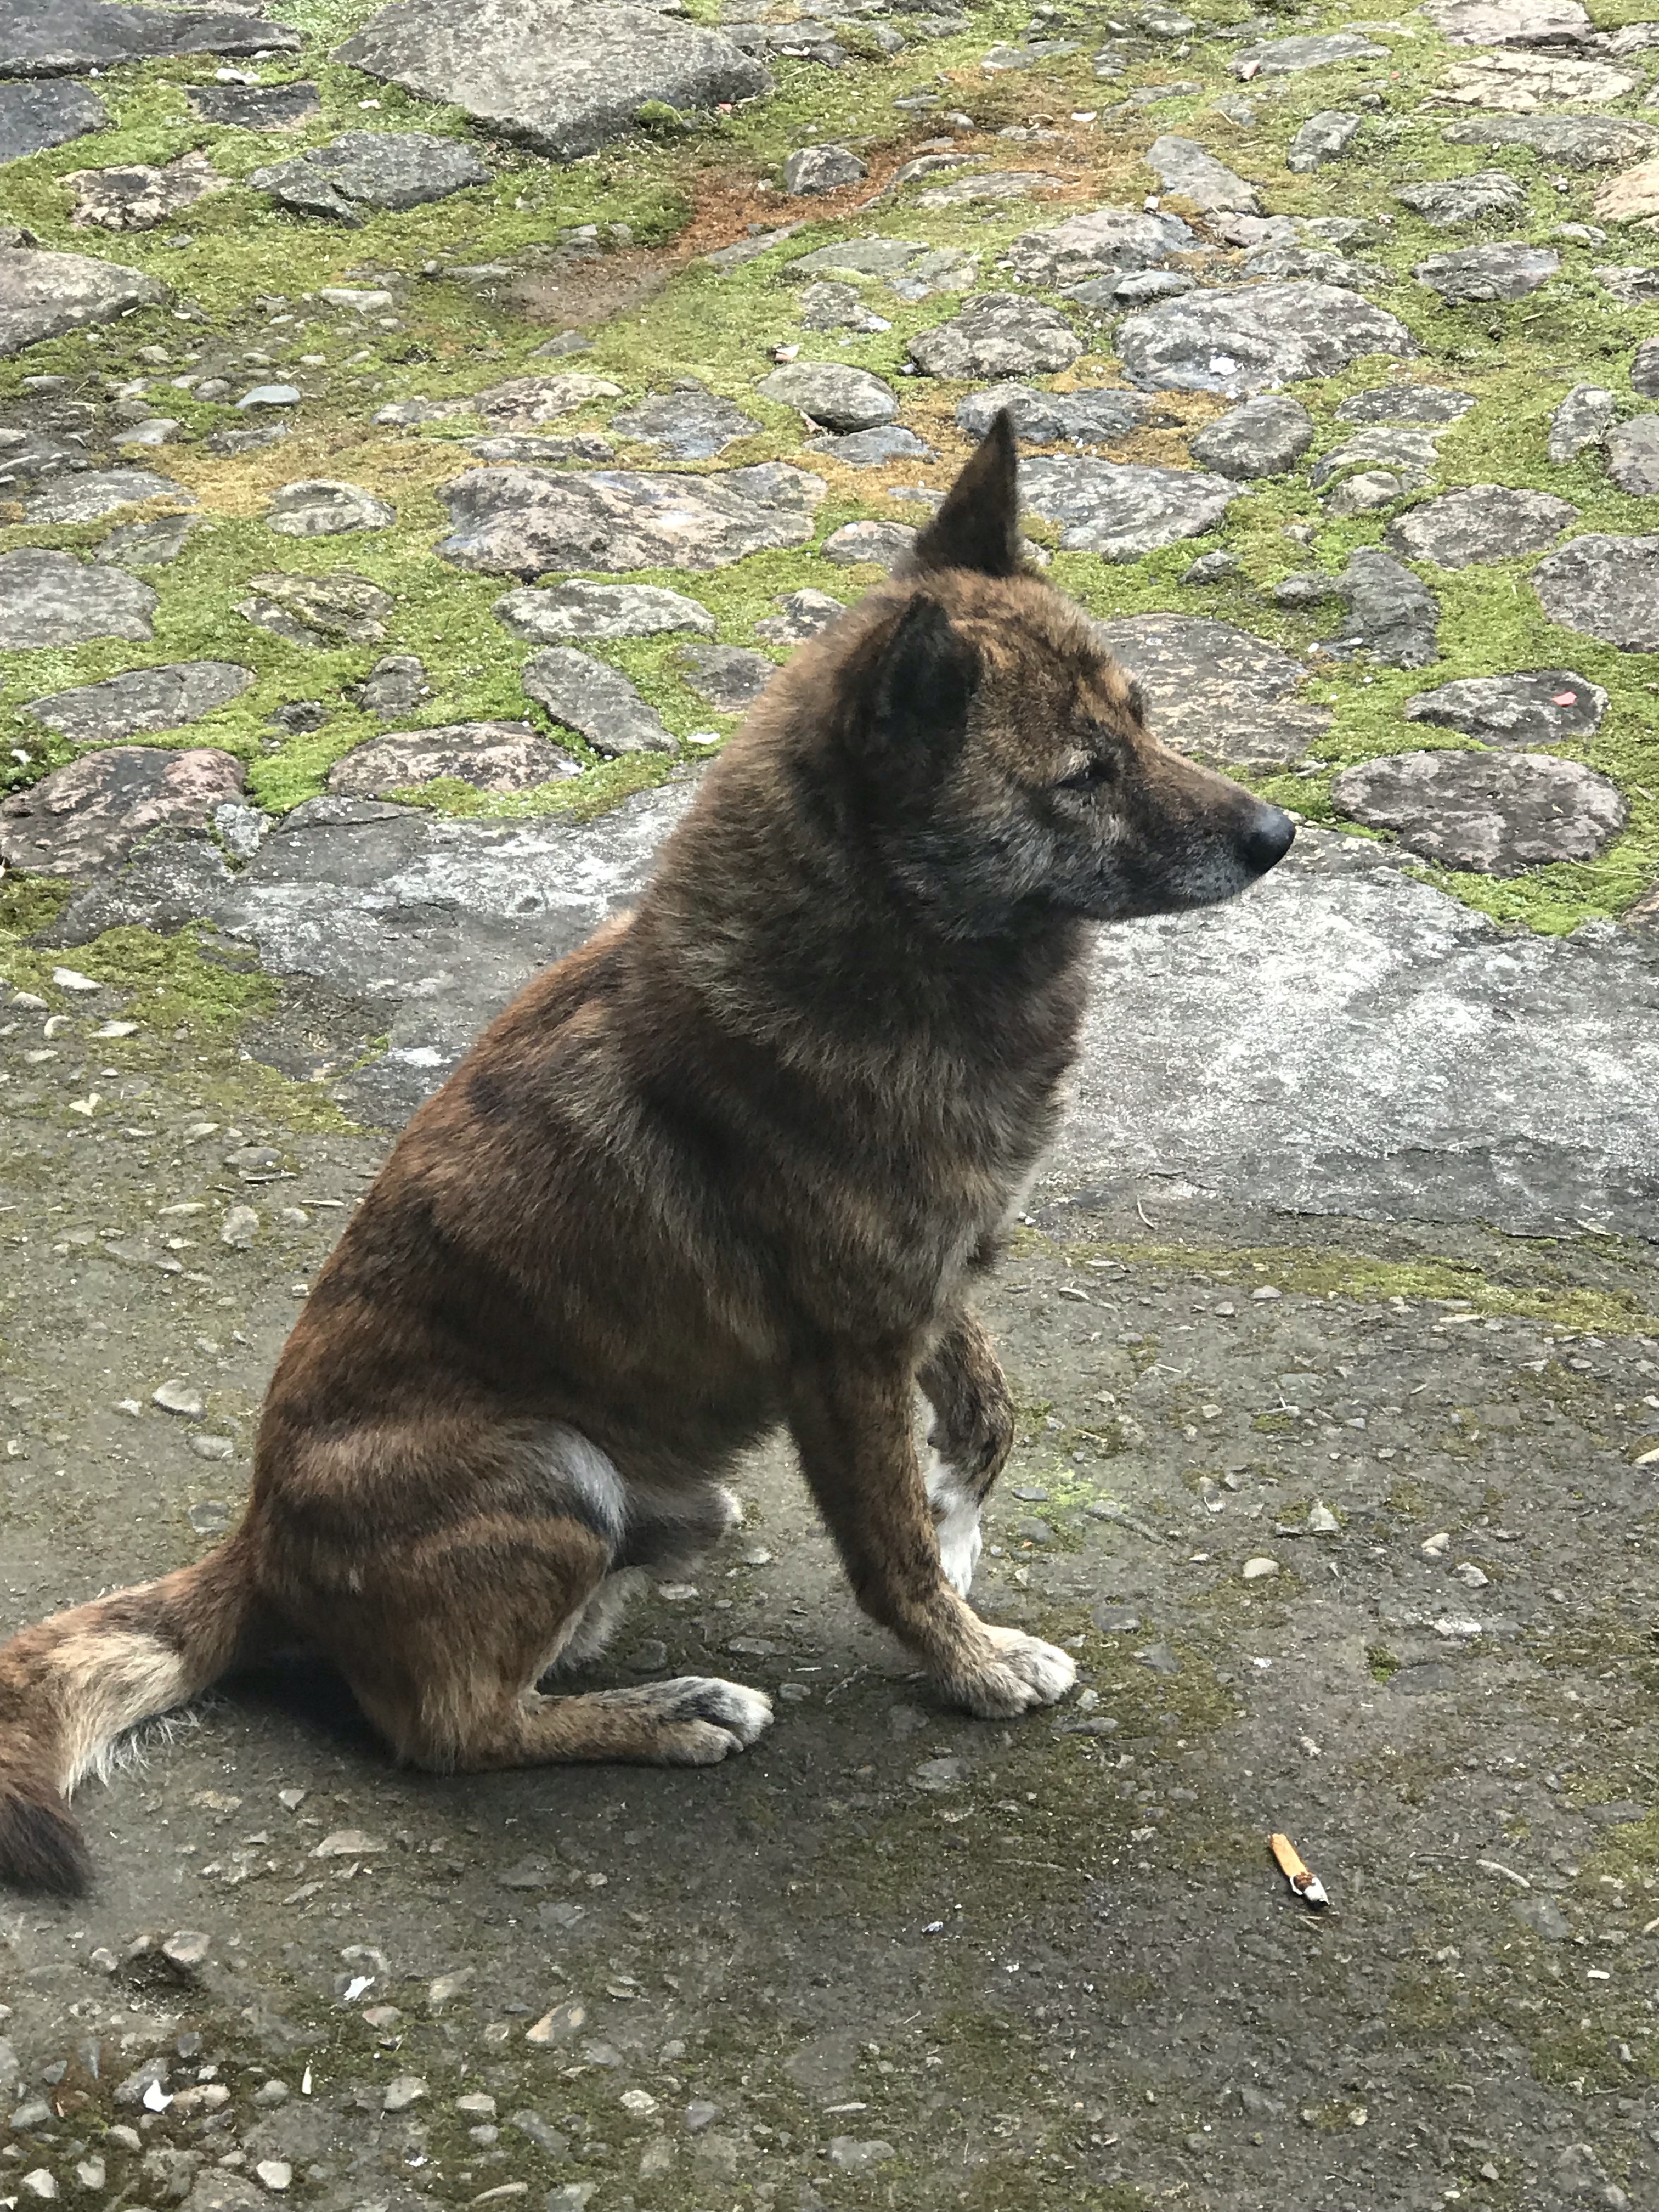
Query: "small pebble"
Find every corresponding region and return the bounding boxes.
[1242,1556,1279,1582]
[254,2162,292,2193]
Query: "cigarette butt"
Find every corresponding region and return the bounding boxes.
[1269,1831,1329,1909]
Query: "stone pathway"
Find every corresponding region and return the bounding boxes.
[3,3,1659,2208]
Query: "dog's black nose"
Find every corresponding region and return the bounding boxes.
[1241,804,1296,876]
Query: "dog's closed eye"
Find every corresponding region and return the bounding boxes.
[1056,757,1114,792]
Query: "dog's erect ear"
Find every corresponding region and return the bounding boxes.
[909,408,1023,579]
[868,594,979,760]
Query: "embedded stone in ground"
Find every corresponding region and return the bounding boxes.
[797,280,891,335]
[1144,134,1261,214]
[1093,615,1331,765]
[756,363,898,432]
[1421,0,1590,42]
[1329,548,1440,667]
[820,520,917,568]
[1335,383,1476,425]
[328,724,577,797]
[1393,171,1526,226]
[65,150,225,231]
[1404,671,1607,746]
[1232,30,1389,74]
[356,653,426,714]
[1288,111,1361,172]
[786,239,930,282]
[436,464,825,578]
[1632,337,1659,400]
[1413,242,1560,302]
[235,570,393,648]
[20,662,255,746]
[1437,52,1635,107]
[1606,417,1659,496]
[1331,751,1625,874]
[754,589,845,645]
[266,480,396,537]
[1443,113,1657,166]
[472,373,621,428]
[1019,457,1237,560]
[0,0,302,71]
[805,425,934,466]
[0,81,109,165]
[906,294,1081,378]
[955,382,1152,445]
[0,246,166,356]
[0,549,155,648]
[97,514,199,567]
[1593,264,1659,307]
[493,580,716,644]
[249,132,490,222]
[1115,284,1415,396]
[1386,486,1577,568]
[1239,245,1384,292]
[1533,534,1659,650]
[1189,395,1314,479]
[0,746,244,879]
[610,387,758,459]
[1002,206,1196,286]
[782,144,865,195]
[520,648,675,756]
[185,81,320,130]
[22,467,193,524]
[1548,383,1615,463]
[467,433,614,466]
[914,170,1064,212]
[337,0,769,161]
[675,644,775,714]
[1596,156,1659,224]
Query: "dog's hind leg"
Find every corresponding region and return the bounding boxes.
[919,1306,1014,1599]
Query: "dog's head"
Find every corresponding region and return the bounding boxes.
[831,411,1295,939]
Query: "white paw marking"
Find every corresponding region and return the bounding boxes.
[983,1625,1076,1705]
[926,1452,983,1598]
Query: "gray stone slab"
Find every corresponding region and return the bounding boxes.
[1404,670,1607,746]
[782,143,864,195]
[1442,112,1657,166]
[250,131,489,222]
[0,246,165,356]
[1232,30,1388,72]
[1144,134,1261,214]
[820,519,917,568]
[1094,614,1331,765]
[336,0,770,161]
[1329,547,1441,667]
[22,466,192,524]
[610,388,758,459]
[1606,416,1659,496]
[1548,383,1615,464]
[1421,0,1591,45]
[1331,749,1625,873]
[1019,457,1237,560]
[492,580,715,643]
[0,547,154,647]
[1394,170,1526,226]
[0,745,243,877]
[185,81,320,131]
[1385,485,1577,568]
[954,382,1152,446]
[1533,533,1659,650]
[65,149,225,230]
[520,647,675,755]
[436,464,826,578]
[0,0,300,74]
[907,295,1081,379]
[20,661,253,744]
[675,642,775,714]
[1288,110,1360,173]
[803,425,935,466]
[1190,396,1315,481]
[0,78,106,162]
[1003,205,1196,286]
[1413,242,1559,302]
[328,724,577,796]
[756,363,898,432]
[1334,383,1476,425]
[753,589,845,645]
[266,479,396,537]
[1116,283,1415,397]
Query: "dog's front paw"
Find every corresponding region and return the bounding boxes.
[943,1627,1076,1719]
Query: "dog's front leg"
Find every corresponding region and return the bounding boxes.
[918,1305,1014,1599]
[788,1350,1074,1719]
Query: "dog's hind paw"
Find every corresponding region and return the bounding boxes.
[944,1627,1076,1719]
[641,1675,775,1760]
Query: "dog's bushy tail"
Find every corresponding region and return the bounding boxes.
[0,1538,264,1893]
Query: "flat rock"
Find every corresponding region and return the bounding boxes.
[907,294,1081,378]
[782,143,865,195]
[912,170,1066,211]
[328,724,577,796]
[336,0,770,162]
[804,425,935,466]
[0,0,301,72]
[0,80,108,163]
[1003,205,1196,286]
[1094,614,1331,764]
[1330,546,1440,666]
[1548,382,1615,462]
[1606,415,1659,495]
[356,652,426,714]
[0,246,165,356]
[675,643,775,714]
[249,131,489,221]
[1443,112,1658,167]
[473,373,621,427]
[797,280,892,335]
[787,238,930,281]
[1331,749,1625,873]
[23,467,192,523]
[185,81,320,130]
[267,479,396,536]
[1019,456,1237,559]
[1633,337,1659,400]
[436,462,825,577]
[1404,670,1607,745]
[1534,533,1659,649]
[1421,0,1590,43]
[756,363,897,432]
[467,433,614,465]
[1115,283,1415,396]
[753,588,845,644]
[1232,30,1388,73]
[0,746,243,878]
[1437,51,1635,107]
[493,580,715,642]
[955,381,1151,446]
[1394,170,1526,225]
[97,514,199,567]
[610,388,758,459]
[1238,244,1385,291]
[520,647,675,755]
[65,149,225,230]
[1144,134,1261,214]
[1335,383,1476,424]
[1288,110,1361,171]
[20,662,254,744]
[1595,156,1659,225]
[1311,427,1443,493]
[1189,394,1314,478]
[236,569,393,647]
[1593,263,1659,306]
[821,519,917,567]
[0,546,156,650]
[1414,241,1559,301]
[1386,484,1576,567]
